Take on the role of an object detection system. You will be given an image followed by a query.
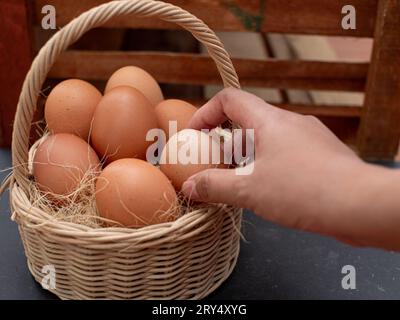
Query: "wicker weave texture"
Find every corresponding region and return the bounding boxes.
[9,0,242,300]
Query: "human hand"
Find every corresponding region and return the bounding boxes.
[181,88,400,249]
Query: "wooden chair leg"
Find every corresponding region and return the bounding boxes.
[0,0,33,147]
[357,0,400,160]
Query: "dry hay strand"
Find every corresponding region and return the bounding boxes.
[29,167,104,228]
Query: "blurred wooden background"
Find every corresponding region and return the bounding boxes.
[0,0,399,160]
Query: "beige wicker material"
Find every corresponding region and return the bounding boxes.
[7,0,242,299]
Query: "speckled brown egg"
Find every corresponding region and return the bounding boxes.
[33,133,100,196]
[44,79,102,140]
[105,66,163,106]
[154,99,197,140]
[90,86,158,163]
[95,158,177,227]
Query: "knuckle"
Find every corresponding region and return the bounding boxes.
[232,176,251,207]
[218,87,238,105]
[196,171,211,201]
[304,115,322,125]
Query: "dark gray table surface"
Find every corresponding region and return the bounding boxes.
[1,147,400,300]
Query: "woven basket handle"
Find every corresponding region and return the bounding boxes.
[11,0,240,192]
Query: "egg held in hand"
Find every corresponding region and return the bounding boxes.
[154,99,197,140]
[95,158,178,227]
[90,86,158,163]
[33,133,101,196]
[44,79,102,140]
[105,66,163,106]
[160,129,227,191]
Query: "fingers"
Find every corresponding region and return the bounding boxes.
[188,88,278,130]
[181,168,247,207]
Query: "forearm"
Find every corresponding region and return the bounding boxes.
[322,161,400,250]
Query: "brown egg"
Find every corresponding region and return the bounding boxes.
[160,129,226,191]
[154,99,197,140]
[105,66,163,106]
[91,86,158,163]
[95,158,177,227]
[33,133,100,196]
[44,79,102,140]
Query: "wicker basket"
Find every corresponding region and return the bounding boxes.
[6,0,242,299]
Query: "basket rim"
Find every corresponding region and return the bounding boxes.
[12,182,241,245]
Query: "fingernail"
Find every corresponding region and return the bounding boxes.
[181,179,200,200]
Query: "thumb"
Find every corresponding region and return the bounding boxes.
[181,168,245,206]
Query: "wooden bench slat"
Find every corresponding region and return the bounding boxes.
[357,0,400,160]
[48,50,368,91]
[188,99,361,118]
[34,0,378,37]
[277,104,361,118]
